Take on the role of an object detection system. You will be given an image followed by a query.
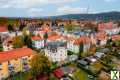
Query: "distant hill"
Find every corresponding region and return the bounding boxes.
[49,11,120,21]
[0,11,120,21]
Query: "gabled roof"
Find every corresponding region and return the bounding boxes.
[98,22,113,31]
[0,26,7,32]
[112,35,120,41]
[48,33,62,41]
[96,31,108,40]
[31,36,43,41]
[74,36,91,45]
[0,48,34,63]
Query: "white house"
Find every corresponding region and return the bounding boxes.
[66,38,79,54]
[66,36,91,53]
[44,42,67,62]
[95,31,108,46]
[31,36,44,49]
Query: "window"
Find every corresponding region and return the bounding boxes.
[15,59,18,61]
[0,63,2,70]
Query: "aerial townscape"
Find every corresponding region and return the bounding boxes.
[0,17,120,80]
[0,0,120,80]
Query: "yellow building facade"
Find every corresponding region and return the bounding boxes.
[0,48,35,80]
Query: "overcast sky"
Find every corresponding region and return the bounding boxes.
[0,0,119,17]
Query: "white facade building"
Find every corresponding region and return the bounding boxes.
[67,41,79,54]
[32,36,44,49]
[44,42,67,62]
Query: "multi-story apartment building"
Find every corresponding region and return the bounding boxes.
[0,48,35,80]
[44,42,67,62]
[31,36,44,49]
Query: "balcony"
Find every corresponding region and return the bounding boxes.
[8,64,14,74]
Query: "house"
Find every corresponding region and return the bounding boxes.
[44,42,67,62]
[98,22,120,35]
[31,36,44,49]
[2,37,13,51]
[112,35,120,41]
[47,32,65,43]
[95,31,108,46]
[0,48,35,79]
[66,36,91,54]
[66,36,80,54]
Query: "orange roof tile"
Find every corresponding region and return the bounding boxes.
[112,35,120,41]
[42,25,51,33]
[73,36,91,45]
[48,35,61,41]
[98,22,113,31]
[32,36,43,41]
[0,48,34,63]
[96,31,108,40]
[0,26,7,32]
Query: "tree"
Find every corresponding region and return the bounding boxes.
[44,32,48,40]
[114,40,120,47]
[24,35,32,48]
[107,38,112,46]
[0,44,3,51]
[64,24,75,31]
[8,24,14,32]
[0,36,3,51]
[12,36,24,48]
[44,32,48,45]
[30,54,51,78]
[79,42,84,57]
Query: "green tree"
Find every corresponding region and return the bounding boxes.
[44,32,48,40]
[64,24,75,31]
[12,36,24,48]
[0,44,3,51]
[30,54,51,78]
[0,36,3,51]
[8,24,14,32]
[24,35,32,48]
[107,38,112,46]
[114,40,120,46]
[44,32,48,45]
[79,42,84,57]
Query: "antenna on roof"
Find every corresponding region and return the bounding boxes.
[86,4,90,14]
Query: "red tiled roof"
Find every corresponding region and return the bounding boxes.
[112,35,120,41]
[42,25,51,33]
[96,31,108,40]
[0,26,7,32]
[53,68,64,78]
[74,36,91,45]
[32,36,43,41]
[48,33,62,41]
[0,48,34,63]
[98,22,113,31]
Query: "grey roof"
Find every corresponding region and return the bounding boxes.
[47,41,67,50]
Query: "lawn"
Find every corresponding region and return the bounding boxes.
[73,69,89,80]
[7,72,31,80]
